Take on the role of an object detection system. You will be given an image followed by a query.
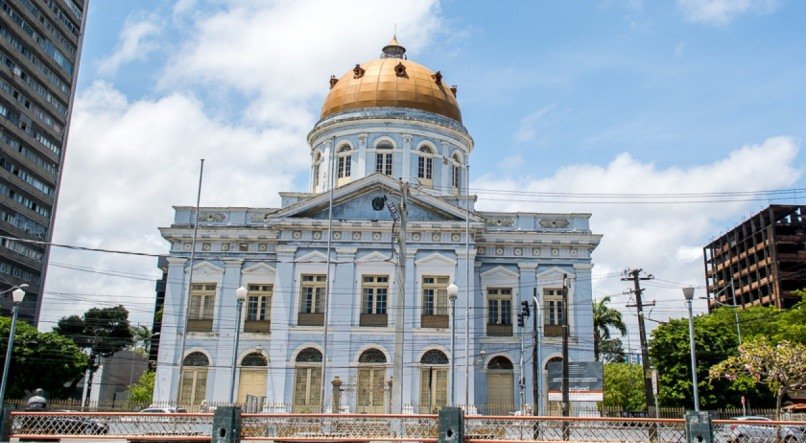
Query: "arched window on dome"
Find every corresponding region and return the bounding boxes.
[337,145,352,187]
[312,151,322,191]
[451,153,462,193]
[417,146,433,189]
[375,142,393,176]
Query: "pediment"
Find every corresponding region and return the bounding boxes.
[536,266,576,281]
[414,252,457,267]
[481,265,519,279]
[271,174,483,223]
[355,251,391,263]
[192,261,224,275]
[297,250,329,263]
[242,262,276,275]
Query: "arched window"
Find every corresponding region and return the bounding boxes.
[451,153,462,191]
[419,350,448,413]
[238,352,268,404]
[375,143,393,175]
[312,151,322,189]
[486,356,514,415]
[417,146,433,188]
[293,348,322,412]
[357,349,387,413]
[337,145,352,186]
[180,352,209,407]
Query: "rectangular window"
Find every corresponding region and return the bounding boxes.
[187,283,216,332]
[487,287,513,336]
[337,155,351,178]
[376,152,392,175]
[421,276,449,328]
[544,288,564,337]
[360,275,389,327]
[298,274,326,326]
[362,275,388,314]
[245,283,272,333]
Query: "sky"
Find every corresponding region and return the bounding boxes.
[41,0,805,356]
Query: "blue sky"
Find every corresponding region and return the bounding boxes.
[42,0,804,349]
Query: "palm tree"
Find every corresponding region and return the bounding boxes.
[593,296,627,362]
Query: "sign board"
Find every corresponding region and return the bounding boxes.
[547,361,603,402]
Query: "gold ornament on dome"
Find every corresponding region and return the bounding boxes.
[321,40,462,122]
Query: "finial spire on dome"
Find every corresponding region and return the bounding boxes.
[381,35,406,59]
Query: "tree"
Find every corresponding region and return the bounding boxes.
[129,324,153,356]
[603,363,645,411]
[54,306,134,402]
[593,296,627,362]
[0,317,86,398]
[710,339,806,419]
[127,370,155,408]
[649,310,773,409]
[600,338,626,364]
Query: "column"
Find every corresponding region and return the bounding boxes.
[154,257,186,402]
[518,262,538,411]
[210,259,243,402]
[358,133,368,176]
[401,134,412,181]
[270,245,296,406]
[329,247,356,409]
[456,247,477,409]
[401,247,417,409]
[571,263,594,361]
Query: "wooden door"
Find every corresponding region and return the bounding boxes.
[487,372,514,415]
[238,369,267,403]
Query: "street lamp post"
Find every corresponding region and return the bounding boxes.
[0,285,27,407]
[229,286,248,404]
[446,282,459,407]
[683,286,700,411]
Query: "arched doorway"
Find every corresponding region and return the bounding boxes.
[293,348,322,412]
[486,356,514,415]
[419,349,448,413]
[180,352,209,407]
[356,349,386,413]
[238,352,268,404]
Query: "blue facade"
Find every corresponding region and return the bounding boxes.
[154,44,601,414]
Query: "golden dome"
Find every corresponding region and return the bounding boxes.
[321,42,461,122]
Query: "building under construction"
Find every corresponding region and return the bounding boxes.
[704,204,806,310]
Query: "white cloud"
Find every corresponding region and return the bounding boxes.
[40,1,446,329]
[162,0,442,125]
[677,0,781,26]
[97,15,162,76]
[40,81,307,329]
[473,136,800,343]
[514,105,557,143]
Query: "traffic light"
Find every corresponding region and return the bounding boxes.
[517,313,524,327]
[521,300,530,318]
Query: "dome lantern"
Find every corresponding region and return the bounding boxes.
[381,36,406,59]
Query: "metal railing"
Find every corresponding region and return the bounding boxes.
[10,411,806,442]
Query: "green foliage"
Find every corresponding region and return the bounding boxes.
[649,311,773,409]
[600,338,626,364]
[127,370,155,406]
[710,339,806,418]
[593,296,627,362]
[55,305,134,358]
[0,317,87,398]
[603,363,645,410]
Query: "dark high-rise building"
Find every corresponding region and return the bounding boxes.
[704,205,806,310]
[0,0,88,323]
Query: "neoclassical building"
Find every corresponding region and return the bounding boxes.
[153,39,601,414]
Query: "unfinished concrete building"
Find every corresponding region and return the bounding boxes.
[704,205,806,311]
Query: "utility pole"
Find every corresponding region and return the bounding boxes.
[391,182,409,413]
[623,269,657,419]
[531,287,542,416]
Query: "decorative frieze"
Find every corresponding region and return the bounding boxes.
[538,217,570,229]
